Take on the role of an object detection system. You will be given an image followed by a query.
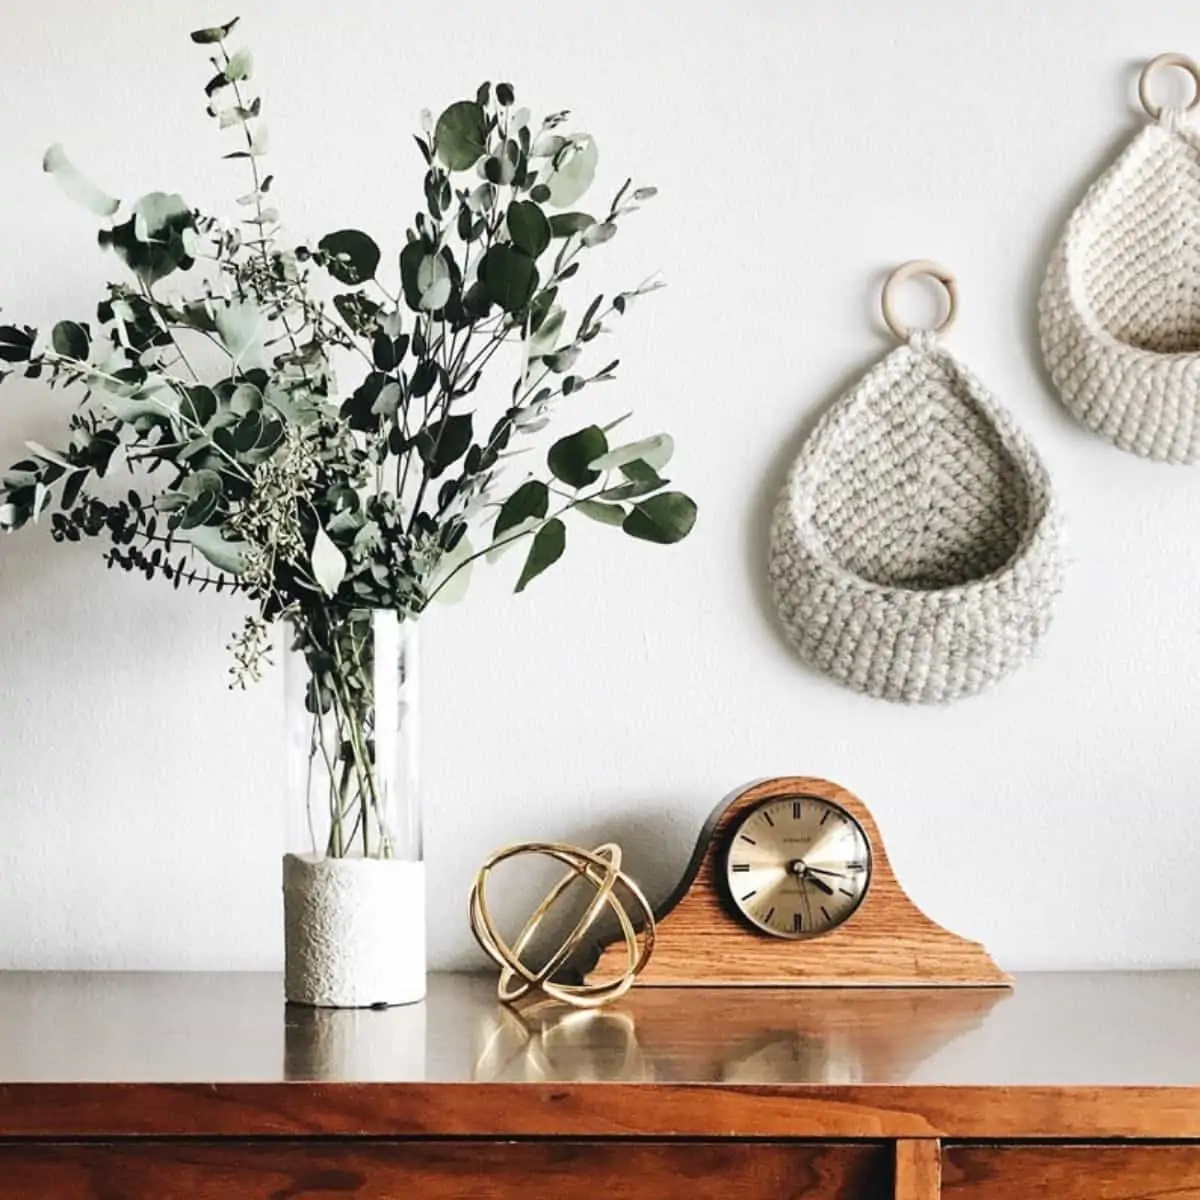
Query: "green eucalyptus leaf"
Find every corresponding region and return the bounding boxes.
[582,221,617,247]
[333,291,383,336]
[548,425,607,489]
[400,241,454,312]
[318,230,381,285]
[576,498,627,526]
[545,345,580,373]
[214,300,265,363]
[495,479,549,537]
[479,244,538,313]
[507,201,551,259]
[50,321,89,361]
[42,144,120,217]
[181,385,217,427]
[225,49,253,82]
[311,525,347,597]
[548,212,595,238]
[99,193,195,285]
[189,17,239,43]
[416,253,452,310]
[182,525,248,574]
[622,492,697,544]
[589,435,674,473]
[0,325,35,363]
[417,413,473,477]
[435,100,488,170]
[496,82,515,107]
[515,517,565,592]
[371,381,402,418]
[544,135,598,208]
[228,382,263,415]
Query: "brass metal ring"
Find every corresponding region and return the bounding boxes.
[880,260,958,341]
[468,840,656,1010]
[1139,52,1200,119]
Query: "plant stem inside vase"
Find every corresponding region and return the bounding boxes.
[288,609,418,863]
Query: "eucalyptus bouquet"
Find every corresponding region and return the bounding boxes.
[0,18,695,860]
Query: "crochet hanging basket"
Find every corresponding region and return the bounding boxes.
[770,263,1062,705]
[1040,53,1200,463]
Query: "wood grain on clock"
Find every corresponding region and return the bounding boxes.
[585,777,1009,987]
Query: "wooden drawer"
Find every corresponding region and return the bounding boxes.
[0,1141,890,1199]
[944,1145,1200,1199]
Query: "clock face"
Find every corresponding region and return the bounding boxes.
[723,796,871,940]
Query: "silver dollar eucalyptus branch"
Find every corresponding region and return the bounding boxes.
[0,18,696,857]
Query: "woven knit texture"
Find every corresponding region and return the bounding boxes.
[769,334,1061,704]
[1040,107,1200,461]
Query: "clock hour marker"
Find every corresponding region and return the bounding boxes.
[821,906,831,921]
[838,887,855,898]
[740,891,757,902]
[765,907,776,924]
[820,810,829,825]
[792,801,802,820]
[740,835,757,845]
[792,912,803,933]
[762,810,774,827]
[846,862,865,871]
[732,863,750,872]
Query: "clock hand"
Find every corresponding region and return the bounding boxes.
[807,874,834,896]
[805,866,848,880]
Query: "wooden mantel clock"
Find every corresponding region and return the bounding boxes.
[585,777,1008,988]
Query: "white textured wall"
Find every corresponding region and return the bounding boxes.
[2,0,1199,973]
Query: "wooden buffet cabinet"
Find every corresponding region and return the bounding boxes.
[2,970,1199,1198]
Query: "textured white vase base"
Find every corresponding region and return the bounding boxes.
[283,854,426,1008]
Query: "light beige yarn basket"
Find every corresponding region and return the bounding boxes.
[1040,53,1200,462]
[770,264,1062,705]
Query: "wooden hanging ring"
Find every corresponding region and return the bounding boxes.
[1139,53,1200,119]
[881,260,958,341]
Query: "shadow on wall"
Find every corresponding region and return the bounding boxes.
[468,800,698,978]
[741,349,881,662]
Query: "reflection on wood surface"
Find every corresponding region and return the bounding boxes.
[473,985,1006,1084]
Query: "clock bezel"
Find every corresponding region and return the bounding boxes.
[720,794,874,941]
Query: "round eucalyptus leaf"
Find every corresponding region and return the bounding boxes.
[318,229,381,285]
[51,321,89,361]
[435,100,488,171]
[548,212,595,239]
[495,479,549,537]
[479,244,539,313]
[548,425,607,489]
[622,491,697,544]
[544,135,598,208]
[506,201,551,259]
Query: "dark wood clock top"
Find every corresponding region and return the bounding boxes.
[0,970,1198,1139]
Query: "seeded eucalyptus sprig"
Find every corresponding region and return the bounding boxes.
[0,17,697,694]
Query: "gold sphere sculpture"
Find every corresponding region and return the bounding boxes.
[468,841,656,1009]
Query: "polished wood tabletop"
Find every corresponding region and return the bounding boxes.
[1,970,1199,1139]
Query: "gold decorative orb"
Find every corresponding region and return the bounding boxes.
[468,841,655,1009]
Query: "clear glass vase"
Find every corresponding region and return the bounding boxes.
[282,609,425,1008]
[285,609,420,862]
